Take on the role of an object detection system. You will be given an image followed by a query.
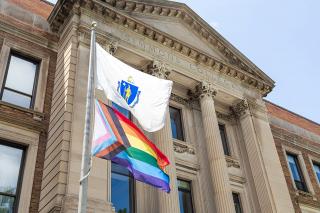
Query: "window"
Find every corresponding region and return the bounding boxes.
[286,153,308,191]
[169,106,184,141]
[232,192,243,213]
[112,102,131,119]
[1,53,39,108]
[0,142,25,213]
[312,162,320,183]
[219,124,230,156]
[111,163,135,213]
[178,179,194,213]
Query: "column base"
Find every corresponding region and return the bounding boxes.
[61,194,115,213]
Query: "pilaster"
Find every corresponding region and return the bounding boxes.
[232,99,294,213]
[149,61,180,213]
[192,81,235,213]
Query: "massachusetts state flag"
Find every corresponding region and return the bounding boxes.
[92,100,170,192]
[95,42,173,132]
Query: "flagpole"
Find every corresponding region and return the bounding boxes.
[78,21,97,213]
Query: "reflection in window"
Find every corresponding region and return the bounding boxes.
[169,106,184,141]
[287,153,308,192]
[313,162,320,183]
[0,142,25,213]
[1,53,39,108]
[219,124,230,156]
[112,102,131,119]
[178,179,194,213]
[111,163,134,213]
[232,192,243,213]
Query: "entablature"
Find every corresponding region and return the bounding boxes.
[49,0,275,97]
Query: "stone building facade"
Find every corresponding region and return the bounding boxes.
[0,0,316,213]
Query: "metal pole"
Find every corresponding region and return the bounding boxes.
[78,21,97,213]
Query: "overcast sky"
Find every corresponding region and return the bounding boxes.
[47,0,320,123]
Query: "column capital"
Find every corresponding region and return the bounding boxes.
[231,99,249,117]
[147,60,170,79]
[191,81,217,100]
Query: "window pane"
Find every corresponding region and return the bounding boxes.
[111,163,134,213]
[112,102,130,119]
[287,153,307,191]
[2,89,31,108]
[5,55,37,95]
[219,124,230,156]
[169,107,184,141]
[232,193,243,213]
[313,163,320,182]
[0,195,14,213]
[178,180,194,213]
[0,144,23,195]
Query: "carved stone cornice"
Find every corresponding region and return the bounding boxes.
[190,81,217,100]
[170,93,190,106]
[147,60,170,79]
[173,142,195,155]
[49,0,274,96]
[231,99,249,117]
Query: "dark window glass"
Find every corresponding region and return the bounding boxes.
[112,102,131,119]
[219,124,230,156]
[312,163,320,183]
[111,163,135,213]
[178,179,194,213]
[0,142,25,213]
[1,53,39,108]
[232,192,243,213]
[287,153,308,191]
[170,106,184,141]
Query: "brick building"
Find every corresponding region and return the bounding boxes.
[0,0,318,213]
[267,101,320,213]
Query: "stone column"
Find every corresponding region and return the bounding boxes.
[193,81,235,213]
[232,99,294,213]
[148,61,180,213]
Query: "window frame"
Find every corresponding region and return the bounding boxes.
[0,140,26,213]
[0,51,40,109]
[218,123,231,156]
[286,152,308,192]
[111,163,136,213]
[169,105,185,142]
[232,192,243,213]
[177,178,194,213]
[311,160,320,185]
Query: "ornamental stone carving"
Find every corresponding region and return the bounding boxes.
[107,40,119,55]
[173,143,195,155]
[147,60,170,79]
[170,93,190,107]
[226,157,241,168]
[231,99,249,117]
[192,81,217,100]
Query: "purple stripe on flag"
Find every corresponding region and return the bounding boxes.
[111,156,170,193]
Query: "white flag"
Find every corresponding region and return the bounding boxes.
[96,43,173,132]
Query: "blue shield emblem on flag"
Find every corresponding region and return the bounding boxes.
[117,77,141,108]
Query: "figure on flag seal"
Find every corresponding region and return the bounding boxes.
[117,76,141,108]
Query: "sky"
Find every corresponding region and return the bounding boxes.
[174,0,320,123]
[47,0,319,123]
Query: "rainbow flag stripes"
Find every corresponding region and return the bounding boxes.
[92,100,171,192]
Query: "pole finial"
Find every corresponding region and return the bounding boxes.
[91,21,97,30]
